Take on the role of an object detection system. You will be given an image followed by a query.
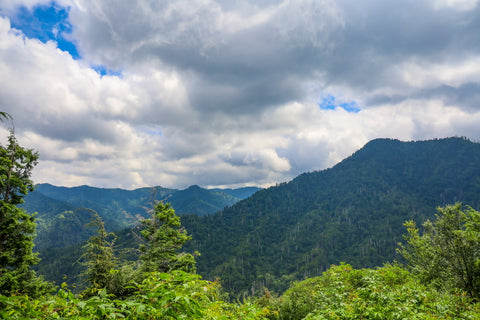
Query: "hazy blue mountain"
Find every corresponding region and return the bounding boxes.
[31,184,176,229]
[211,187,262,200]
[167,185,241,216]
[23,183,260,251]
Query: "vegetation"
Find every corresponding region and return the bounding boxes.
[399,203,480,298]
[20,183,258,251]
[183,137,480,295]
[260,263,480,319]
[0,112,12,123]
[81,212,118,292]
[0,271,269,319]
[0,131,50,296]
[2,264,480,319]
[139,202,196,274]
[20,137,480,295]
[3,128,480,319]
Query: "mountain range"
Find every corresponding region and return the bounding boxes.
[24,137,480,295]
[22,184,260,251]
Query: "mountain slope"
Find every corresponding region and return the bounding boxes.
[24,184,260,251]
[181,137,480,294]
[168,185,241,216]
[31,184,176,231]
[20,191,99,250]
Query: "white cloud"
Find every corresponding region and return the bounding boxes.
[430,0,479,11]
[397,56,480,89]
[1,0,480,189]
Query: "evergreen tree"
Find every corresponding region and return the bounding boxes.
[0,131,48,296]
[0,112,12,123]
[139,202,196,274]
[82,212,118,291]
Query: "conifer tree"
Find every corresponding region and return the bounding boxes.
[139,202,196,274]
[0,112,12,123]
[0,131,47,296]
[82,212,118,290]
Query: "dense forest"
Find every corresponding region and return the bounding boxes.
[21,183,259,252]
[182,137,480,294]
[3,122,480,318]
[28,137,480,294]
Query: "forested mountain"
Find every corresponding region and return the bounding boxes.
[30,137,480,295]
[22,184,260,251]
[180,137,480,294]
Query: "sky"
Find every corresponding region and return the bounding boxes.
[0,0,480,190]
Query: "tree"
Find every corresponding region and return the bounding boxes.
[398,203,480,298]
[81,212,118,291]
[0,112,12,123]
[261,264,480,320]
[0,131,47,296]
[139,202,196,274]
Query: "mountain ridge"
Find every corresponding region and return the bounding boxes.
[180,136,480,294]
[30,137,480,294]
[23,183,261,252]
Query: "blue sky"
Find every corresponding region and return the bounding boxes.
[8,2,121,76]
[10,2,79,58]
[319,95,361,113]
[1,0,480,189]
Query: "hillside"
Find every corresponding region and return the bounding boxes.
[23,184,260,252]
[180,137,480,294]
[31,137,480,293]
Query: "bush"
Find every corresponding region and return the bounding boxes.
[264,264,480,320]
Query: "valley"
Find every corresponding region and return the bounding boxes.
[25,137,480,295]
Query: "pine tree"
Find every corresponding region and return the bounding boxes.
[139,202,196,274]
[0,131,49,296]
[82,212,118,290]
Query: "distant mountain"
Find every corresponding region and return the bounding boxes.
[20,191,96,251]
[180,137,480,295]
[31,184,176,229]
[22,183,260,251]
[211,187,262,200]
[167,185,240,217]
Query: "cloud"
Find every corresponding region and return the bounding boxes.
[1,0,480,189]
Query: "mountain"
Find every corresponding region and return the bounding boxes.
[22,184,260,251]
[167,185,243,216]
[180,137,480,294]
[31,137,480,294]
[211,187,262,200]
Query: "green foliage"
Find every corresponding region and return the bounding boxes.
[24,183,256,238]
[139,202,196,274]
[20,137,480,297]
[24,184,257,288]
[398,203,480,298]
[262,264,480,320]
[0,131,51,296]
[0,112,12,122]
[0,132,38,205]
[0,271,268,319]
[3,265,479,320]
[81,212,118,292]
[169,184,249,216]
